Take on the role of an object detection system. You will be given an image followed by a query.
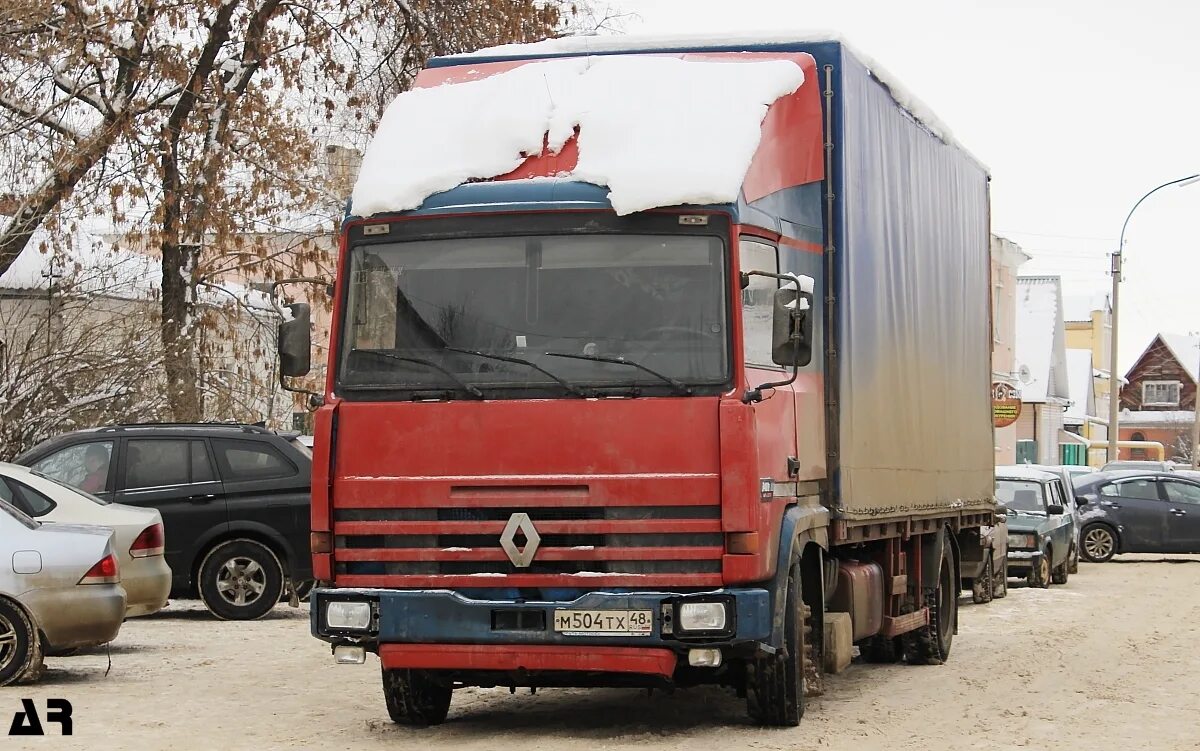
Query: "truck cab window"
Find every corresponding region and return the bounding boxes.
[740,240,779,367]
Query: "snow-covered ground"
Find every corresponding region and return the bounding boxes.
[13,555,1200,750]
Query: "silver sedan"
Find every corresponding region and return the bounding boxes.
[0,463,171,617]
[0,499,126,685]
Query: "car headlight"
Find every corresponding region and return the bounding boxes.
[325,600,372,630]
[678,602,728,632]
[1007,533,1037,549]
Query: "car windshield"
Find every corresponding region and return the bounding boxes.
[995,479,1046,514]
[338,233,728,397]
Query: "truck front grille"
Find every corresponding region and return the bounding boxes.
[332,502,725,588]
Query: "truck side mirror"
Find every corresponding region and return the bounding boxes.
[771,276,814,367]
[278,302,313,377]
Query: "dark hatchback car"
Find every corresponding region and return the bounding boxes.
[14,424,313,620]
[1073,470,1200,562]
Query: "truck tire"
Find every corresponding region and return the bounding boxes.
[0,598,42,686]
[197,539,285,621]
[1081,524,1117,563]
[746,560,811,726]
[1028,548,1051,589]
[905,539,956,665]
[860,634,903,663]
[1052,548,1070,585]
[971,556,994,604]
[992,559,1008,599]
[382,668,452,726]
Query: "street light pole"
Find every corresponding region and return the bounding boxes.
[1107,173,1200,463]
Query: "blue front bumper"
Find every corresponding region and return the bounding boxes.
[311,587,772,649]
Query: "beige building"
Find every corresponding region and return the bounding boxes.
[1062,294,1112,465]
[991,235,1031,464]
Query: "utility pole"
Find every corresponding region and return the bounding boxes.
[1107,174,1200,463]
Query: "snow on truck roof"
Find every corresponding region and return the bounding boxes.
[442,31,968,157]
[350,55,805,218]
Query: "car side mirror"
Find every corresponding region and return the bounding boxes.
[771,275,814,367]
[278,302,313,377]
[1074,496,1088,507]
[1047,504,1065,516]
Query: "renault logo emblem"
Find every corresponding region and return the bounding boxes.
[499,512,541,568]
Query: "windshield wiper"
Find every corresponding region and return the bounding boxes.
[543,352,692,396]
[349,349,484,399]
[443,347,588,397]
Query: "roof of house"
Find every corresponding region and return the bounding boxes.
[1061,292,1109,323]
[0,224,271,310]
[1064,348,1095,423]
[1158,333,1200,383]
[1119,409,1195,427]
[1015,275,1069,403]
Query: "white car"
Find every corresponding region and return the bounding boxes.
[0,499,126,685]
[0,463,171,617]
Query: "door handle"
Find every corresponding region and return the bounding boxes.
[187,493,218,503]
[1169,508,1187,516]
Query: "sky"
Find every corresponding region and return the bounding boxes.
[608,0,1200,374]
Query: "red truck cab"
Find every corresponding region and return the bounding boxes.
[289,35,994,728]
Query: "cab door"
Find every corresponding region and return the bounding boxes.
[1160,478,1200,551]
[1046,479,1074,566]
[113,437,227,587]
[1099,477,1167,551]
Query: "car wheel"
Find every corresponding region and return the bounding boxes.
[0,598,42,687]
[905,537,956,665]
[1068,542,1079,574]
[198,539,285,621]
[382,668,453,726]
[1028,548,1051,589]
[972,556,994,604]
[1051,549,1070,585]
[992,558,1008,599]
[1081,524,1117,563]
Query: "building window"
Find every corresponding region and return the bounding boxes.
[1142,381,1181,407]
[1130,431,1146,460]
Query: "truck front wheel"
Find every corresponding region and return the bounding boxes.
[382,668,452,726]
[747,560,812,726]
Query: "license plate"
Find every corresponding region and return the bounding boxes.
[553,609,653,636]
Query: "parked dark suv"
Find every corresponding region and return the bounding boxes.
[14,423,313,620]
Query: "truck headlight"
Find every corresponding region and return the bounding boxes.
[326,600,372,630]
[678,602,728,632]
[1007,533,1037,550]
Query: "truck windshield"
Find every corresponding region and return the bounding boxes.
[338,233,729,397]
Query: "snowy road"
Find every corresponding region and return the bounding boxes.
[7,554,1200,750]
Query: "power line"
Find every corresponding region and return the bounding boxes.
[996,228,1118,243]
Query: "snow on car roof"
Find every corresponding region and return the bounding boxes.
[351,55,805,217]
[995,465,1059,482]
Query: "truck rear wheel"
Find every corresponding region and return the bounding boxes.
[905,539,956,665]
[747,560,811,726]
[382,668,452,726]
[971,556,994,604]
